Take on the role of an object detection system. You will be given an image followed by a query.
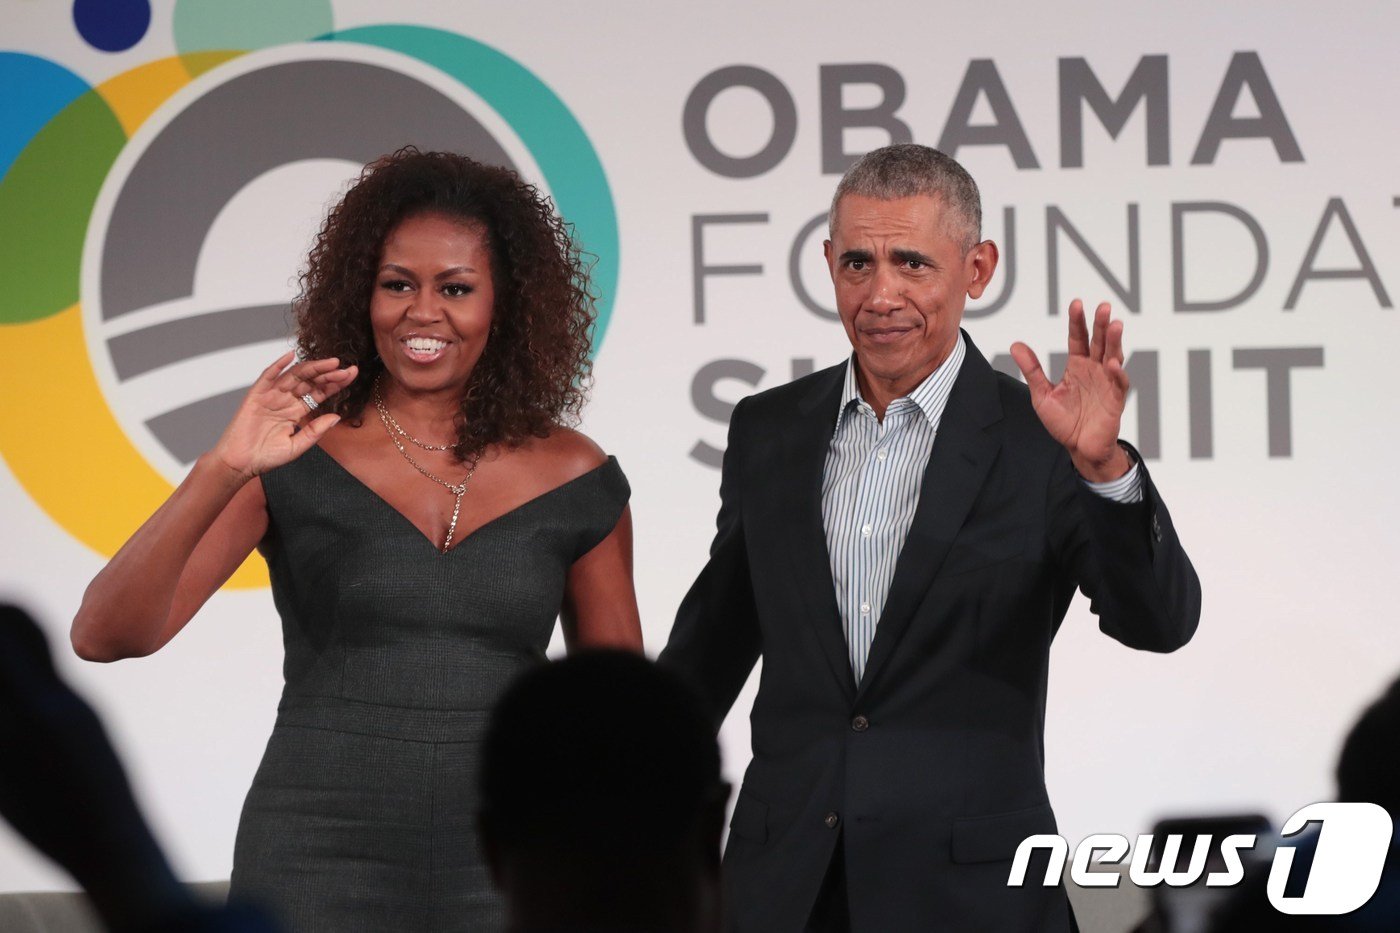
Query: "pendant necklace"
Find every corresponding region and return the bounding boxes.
[372,381,478,552]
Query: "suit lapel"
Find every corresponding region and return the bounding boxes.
[781,365,858,700]
[855,334,1004,703]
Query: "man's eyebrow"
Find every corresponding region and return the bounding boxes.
[892,248,935,266]
[839,248,873,263]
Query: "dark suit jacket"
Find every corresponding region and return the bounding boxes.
[660,332,1201,932]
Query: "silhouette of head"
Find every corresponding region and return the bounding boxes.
[1338,675,1400,816]
[479,650,728,932]
[1207,676,1400,931]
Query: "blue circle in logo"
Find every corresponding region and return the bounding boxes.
[73,0,152,53]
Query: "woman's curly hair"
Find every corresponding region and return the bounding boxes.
[294,147,596,461]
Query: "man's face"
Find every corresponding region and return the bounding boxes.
[825,193,997,395]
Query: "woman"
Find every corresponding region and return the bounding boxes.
[71,149,643,931]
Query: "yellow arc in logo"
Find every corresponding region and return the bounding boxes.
[0,304,268,587]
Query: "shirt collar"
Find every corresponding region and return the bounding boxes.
[835,331,967,435]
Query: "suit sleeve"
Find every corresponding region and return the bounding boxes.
[659,397,763,727]
[1048,441,1201,652]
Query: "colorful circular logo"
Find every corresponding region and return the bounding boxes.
[0,5,618,587]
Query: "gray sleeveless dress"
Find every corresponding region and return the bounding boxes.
[227,446,629,932]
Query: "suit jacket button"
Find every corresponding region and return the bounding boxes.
[824,811,840,829]
[851,715,869,732]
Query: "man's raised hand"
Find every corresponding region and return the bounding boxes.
[1010,300,1132,483]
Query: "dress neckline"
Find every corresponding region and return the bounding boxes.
[303,445,618,555]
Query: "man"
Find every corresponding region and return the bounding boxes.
[477,650,729,933]
[660,144,1200,931]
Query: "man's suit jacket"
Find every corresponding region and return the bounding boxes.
[660,332,1201,932]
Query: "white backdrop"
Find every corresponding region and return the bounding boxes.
[3,0,1398,891]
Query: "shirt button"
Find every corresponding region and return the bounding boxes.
[861,523,872,537]
[876,448,888,461]
[824,811,840,829]
[860,602,871,615]
[851,715,869,732]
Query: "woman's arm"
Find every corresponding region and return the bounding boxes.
[71,353,354,661]
[71,461,267,661]
[560,506,643,652]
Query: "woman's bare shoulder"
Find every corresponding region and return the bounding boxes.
[510,427,609,487]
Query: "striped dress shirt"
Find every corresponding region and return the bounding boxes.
[820,333,1142,682]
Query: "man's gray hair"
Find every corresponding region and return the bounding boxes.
[829,144,982,251]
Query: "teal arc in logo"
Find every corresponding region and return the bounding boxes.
[328,25,620,349]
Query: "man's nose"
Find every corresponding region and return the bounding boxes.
[865,265,903,312]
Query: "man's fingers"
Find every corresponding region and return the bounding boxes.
[1010,342,1051,401]
[1105,318,1125,366]
[1089,303,1111,362]
[1106,357,1130,395]
[1067,300,1090,356]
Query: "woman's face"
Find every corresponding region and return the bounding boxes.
[370,211,495,399]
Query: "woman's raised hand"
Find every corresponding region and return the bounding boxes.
[71,351,356,660]
[211,351,358,481]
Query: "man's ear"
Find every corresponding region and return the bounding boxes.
[824,239,836,280]
[965,239,999,300]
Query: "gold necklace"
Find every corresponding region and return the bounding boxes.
[374,384,455,451]
[372,384,478,552]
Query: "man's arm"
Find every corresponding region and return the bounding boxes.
[1011,299,1200,650]
[1050,445,1202,652]
[659,397,762,726]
